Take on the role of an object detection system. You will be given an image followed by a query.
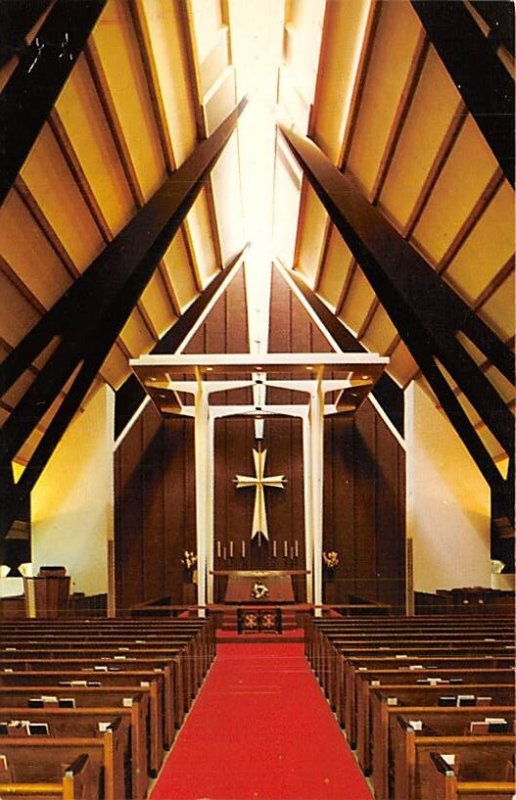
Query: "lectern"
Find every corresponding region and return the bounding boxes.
[24,566,70,618]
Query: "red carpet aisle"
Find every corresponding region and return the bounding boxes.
[151,643,372,800]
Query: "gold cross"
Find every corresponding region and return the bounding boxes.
[234,449,286,540]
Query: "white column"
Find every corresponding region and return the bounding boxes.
[194,386,209,618]
[310,382,324,617]
[302,414,314,604]
[206,414,215,604]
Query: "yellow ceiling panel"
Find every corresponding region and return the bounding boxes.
[101,344,131,390]
[295,183,328,287]
[338,266,375,337]
[186,188,219,288]
[15,427,44,466]
[444,181,515,304]
[20,123,104,271]
[379,46,461,231]
[284,0,325,106]
[55,55,135,237]
[484,365,515,406]
[387,339,418,387]
[316,227,354,310]
[91,0,166,201]
[346,0,422,198]
[0,56,17,93]
[136,0,198,168]
[162,231,199,311]
[210,135,244,264]
[478,273,515,341]
[0,190,72,309]
[119,311,156,357]
[3,370,36,411]
[360,304,398,355]
[278,65,311,132]
[311,0,373,164]
[189,0,224,64]
[199,26,230,98]
[412,115,499,266]
[0,272,40,347]
[141,272,177,340]
[273,143,302,270]
[203,66,237,135]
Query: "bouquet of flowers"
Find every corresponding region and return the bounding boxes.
[323,550,339,570]
[181,550,197,571]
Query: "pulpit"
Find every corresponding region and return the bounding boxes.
[24,567,70,618]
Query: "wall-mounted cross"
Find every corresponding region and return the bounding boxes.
[234,448,286,540]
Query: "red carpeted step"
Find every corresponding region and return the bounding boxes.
[151,643,372,800]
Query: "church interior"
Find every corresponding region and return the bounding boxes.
[0,1,514,798]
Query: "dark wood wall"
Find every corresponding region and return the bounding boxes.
[324,399,406,611]
[114,403,195,613]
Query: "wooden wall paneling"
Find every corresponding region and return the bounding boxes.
[115,413,144,614]
[163,417,195,604]
[353,401,378,601]
[142,405,165,601]
[374,411,405,610]
[324,416,355,602]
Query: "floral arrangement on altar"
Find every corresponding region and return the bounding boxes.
[323,550,339,570]
[181,550,198,571]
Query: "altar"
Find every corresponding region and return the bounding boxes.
[212,570,309,604]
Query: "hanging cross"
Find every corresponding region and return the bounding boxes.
[234,448,286,540]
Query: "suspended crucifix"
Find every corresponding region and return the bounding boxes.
[234,447,287,540]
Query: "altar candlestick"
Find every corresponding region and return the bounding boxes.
[241,540,246,558]
[294,540,299,558]
[229,541,234,558]
[284,540,288,557]
[216,541,221,558]
[272,541,277,558]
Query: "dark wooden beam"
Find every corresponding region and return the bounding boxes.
[0,0,53,68]
[278,124,514,524]
[115,245,248,438]
[0,98,247,542]
[0,0,106,207]
[411,1,514,187]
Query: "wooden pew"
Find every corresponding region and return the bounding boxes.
[428,751,516,800]
[0,705,146,800]
[345,655,515,744]
[371,685,516,799]
[392,718,516,800]
[0,670,163,777]
[353,667,515,755]
[0,718,126,800]
[0,752,94,800]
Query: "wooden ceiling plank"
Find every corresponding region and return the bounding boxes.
[474,255,515,313]
[0,254,47,317]
[0,0,106,207]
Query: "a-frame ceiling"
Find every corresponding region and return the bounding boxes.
[0,1,513,527]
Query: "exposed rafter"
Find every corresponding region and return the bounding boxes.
[0,0,107,207]
[0,97,247,543]
[278,124,514,529]
[411,0,514,187]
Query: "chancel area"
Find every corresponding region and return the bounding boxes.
[0,0,514,798]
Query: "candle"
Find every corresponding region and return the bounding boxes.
[229,541,234,558]
[284,540,288,557]
[272,541,277,558]
[290,546,294,560]
[241,541,246,558]
[223,546,227,560]
[294,540,299,558]
[216,541,221,558]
